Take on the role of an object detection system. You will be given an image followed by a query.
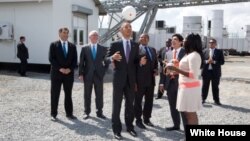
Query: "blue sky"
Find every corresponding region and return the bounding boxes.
[131,2,250,37]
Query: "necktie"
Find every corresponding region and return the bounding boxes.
[145,46,152,60]
[173,49,177,60]
[209,49,213,70]
[173,49,179,67]
[62,42,67,58]
[126,41,130,63]
[92,45,96,60]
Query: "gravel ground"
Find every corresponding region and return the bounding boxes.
[0,56,250,141]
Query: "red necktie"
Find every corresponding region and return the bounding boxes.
[173,49,177,60]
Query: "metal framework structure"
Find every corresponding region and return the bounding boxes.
[99,0,250,43]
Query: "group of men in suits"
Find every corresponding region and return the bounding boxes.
[49,28,109,121]
[48,25,224,140]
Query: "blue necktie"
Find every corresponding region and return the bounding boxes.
[126,41,130,63]
[145,46,152,60]
[62,42,67,58]
[92,45,96,60]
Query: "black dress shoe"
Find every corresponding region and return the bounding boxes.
[155,93,163,99]
[214,101,222,105]
[166,126,180,131]
[127,129,137,137]
[83,114,90,120]
[136,121,146,129]
[97,114,106,119]
[202,100,206,104]
[66,115,77,120]
[144,121,154,127]
[155,97,162,99]
[51,116,57,121]
[114,133,123,140]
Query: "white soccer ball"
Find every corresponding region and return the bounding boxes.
[122,6,136,21]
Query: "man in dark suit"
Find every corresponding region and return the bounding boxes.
[106,21,146,140]
[134,33,158,129]
[159,34,185,131]
[49,27,77,121]
[156,38,172,99]
[202,38,225,105]
[17,36,29,76]
[79,30,109,120]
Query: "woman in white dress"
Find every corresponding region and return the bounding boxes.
[166,33,203,130]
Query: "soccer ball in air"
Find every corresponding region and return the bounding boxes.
[121,6,136,21]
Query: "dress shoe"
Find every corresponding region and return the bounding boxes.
[136,121,146,129]
[83,114,90,120]
[155,93,163,99]
[214,101,222,105]
[144,121,154,127]
[202,100,206,104]
[51,116,57,121]
[166,126,180,131]
[155,96,162,100]
[114,133,123,140]
[66,115,77,120]
[21,74,27,77]
[127,129,137,137]
[97,114,106,119]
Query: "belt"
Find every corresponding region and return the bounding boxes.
[179,81,200,88]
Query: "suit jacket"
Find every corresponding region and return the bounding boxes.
[17,43,29,60]
[160,47,185,89]
[78,44,109,82]
[49,40,77,77]
[137,46,158,87]
[201,48,224,78]
[106,40,139,88]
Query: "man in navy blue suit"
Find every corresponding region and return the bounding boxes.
[134,33,158,129]
[202,38,225,105]
[49,27,77,121]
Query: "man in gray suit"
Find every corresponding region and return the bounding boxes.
[79,30,109,120]
[159,34,185,131]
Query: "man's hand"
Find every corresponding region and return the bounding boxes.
[59,68,71,74]
[112,51,122,62]
[140,56,147,65]
[65,68,71,74]
[59,68,66,74]
[159,85,164,93]
[79,75,84,81]
[208,58,213,64]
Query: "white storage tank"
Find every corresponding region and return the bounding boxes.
[246,25,250,38]
[182,16,202,36]
[211,10,224,38]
